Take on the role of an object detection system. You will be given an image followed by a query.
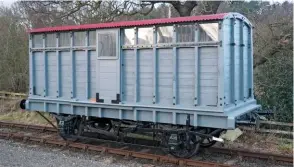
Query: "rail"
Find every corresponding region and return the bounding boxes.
[0,121,292,163]
[0,122,230,167]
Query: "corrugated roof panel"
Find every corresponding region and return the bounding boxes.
[29,13,227,33]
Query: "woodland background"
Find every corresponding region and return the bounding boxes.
[0,1,292,122]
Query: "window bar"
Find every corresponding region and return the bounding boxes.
[172,24,178,105]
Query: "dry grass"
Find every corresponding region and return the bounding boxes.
[220,127,293,155]
[0,99,55,126]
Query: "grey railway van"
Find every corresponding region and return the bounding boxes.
[21,12,260,130]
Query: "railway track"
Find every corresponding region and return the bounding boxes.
[0,121,231,167]
[1,91,293,138]
[0,121,292,165]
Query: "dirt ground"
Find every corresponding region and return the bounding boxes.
[0,99,292,155]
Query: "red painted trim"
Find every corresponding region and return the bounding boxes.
[29,13,227,33]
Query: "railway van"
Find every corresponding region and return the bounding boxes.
[20,12,261,158]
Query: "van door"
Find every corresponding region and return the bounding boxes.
[96,29,120,104]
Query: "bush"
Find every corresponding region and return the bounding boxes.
[255,53,293,122]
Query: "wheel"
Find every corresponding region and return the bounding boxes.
[167,132,201,158]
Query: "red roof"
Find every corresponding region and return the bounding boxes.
[29,13,227,33]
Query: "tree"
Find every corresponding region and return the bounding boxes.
[0,5,28,92]
[17,0,222,28]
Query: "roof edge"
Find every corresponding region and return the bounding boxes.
[29,13,228,33]
[223,12,253,27]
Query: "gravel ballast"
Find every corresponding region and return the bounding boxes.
[0,138,292,167]
[0,139,150,167]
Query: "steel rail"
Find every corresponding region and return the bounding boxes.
[0,121,292,163]
[0,121,56,132]
[0,131,231,167]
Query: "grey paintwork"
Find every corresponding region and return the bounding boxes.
[26,13,260,129]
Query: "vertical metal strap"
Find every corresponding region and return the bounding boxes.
[217,21,224,108]
[85,107,89,117]
[194,23,199,106]
[70,31,75,99]
[172,111,176,124]
[134,27,138,103]
[44,102,47,112]
[133,109,137,121]
[152,26,157,104]
[56,33,60,98]
[120,30,124,103]
[172,24,177,105]
[98,108,102,117]
[239,20,244,101]
[152,110,156,123]
[230,18,236,104]
[56,103,60,114]
[248,26,254,98]
[71,105,74,115]
[193,114,198,127]
[43,33,47,97]
[86,31,90,99]
[29,34,34,95]
[233,18,239,104]
[119,109,122,120]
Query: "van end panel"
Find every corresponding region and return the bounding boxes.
[222,15,254,108]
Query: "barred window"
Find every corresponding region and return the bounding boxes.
[157,26,173,43]
[59,32,70,47]
[177,24,194,42]
[73,31,85,46]
[199,23,218,42]
[46,33,55,47]
[123,28,135,45]
[32,34,43,48]
[138,27,153,45]
[88,31,96,46]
